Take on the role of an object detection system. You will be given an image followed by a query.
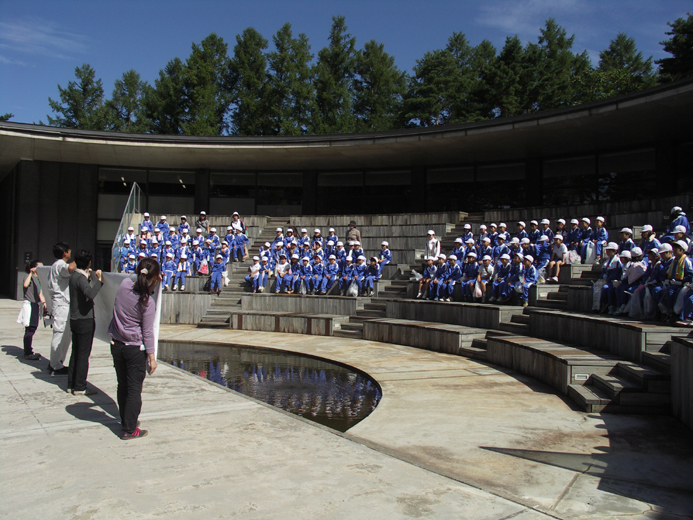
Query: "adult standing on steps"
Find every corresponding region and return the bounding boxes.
[68,250,103,395]
[47,242,76,375]
[108,257,160,440]
[346,221,361,246]
[196,211,210,236]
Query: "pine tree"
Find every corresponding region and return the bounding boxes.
[598,33,656,91]
[482,36,526,117]
[0,113,13,122]
[266,23,314,135]
[312,15,357,134]
[45,64,108,130]
[465,39,497,120]
[657,13,693,82]
[106,70,150,133]
[229,27,269,136]
[353,40,406,132]
[402,49,459,126]
[144,57,186,135]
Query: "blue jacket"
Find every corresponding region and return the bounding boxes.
[141,220,154,234]
[524,265,538,284]
[508,263,524,283]
[592,227,608,243]
[495,262,511,280]
[211,261,225,274]
[380,248,392,262]
[162,260,176,273]
[324,262,339,278]
[157,222,170,236]
[528,228,541,243]
[447,263,463,281]
[618,238,635,253]
[365,264,379,278]
[178,222,190,235]
[352,263,367,278]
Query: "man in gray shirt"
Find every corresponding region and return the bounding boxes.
[67,249,103,395]
[47,242,76,375]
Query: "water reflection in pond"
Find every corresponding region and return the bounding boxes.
[158,341,382,432]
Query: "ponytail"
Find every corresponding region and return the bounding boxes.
[135,258,161,306]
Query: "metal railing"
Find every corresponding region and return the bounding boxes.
[110,183,143,272]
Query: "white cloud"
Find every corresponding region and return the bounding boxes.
[0,19,89,61]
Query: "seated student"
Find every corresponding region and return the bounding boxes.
[311,241,325,262]
[497,223,509,243]
[555,219,567,241]
[671,225,691,247]
[209,254,225,295]
[377,241,392,277]
[312,229,324,249]
[350,256,368,297]
[258,257,271,293]
[614,247,646,315]
[639,225,661,260]
[320,255,340,295]
[339,257,355,296]
[618,228,636,253]
[274,254,292,293]
[272,228,285,250]
[178,215,190,235]
[168,227,181,249]
[326,228,339,246]
[461,252,479,302]
[520,238,536,260]
[295,257,312,294]
[288,254,301,293]
[224,226,235,251]
[476,225,489,247]
[349,241,364,260]
[547,234,568,283]
[157,216,170,236]
[334,241,347,267]
[284,228,297,248]
[299,242,311,264]
[190,240,203,274]
[579,218,593,262]
[539,219,554,242]
[416,256,436,299]
[162,253,176,289]
[459,224,473,244]
[661,206,690,243]
[425,230,441,260]
[219,242,231,286]
[492,235,509,263]
[519,255,538,307]
[272,241,286,266]
[528,220,541,243]
[441,254,463,302]
[123,254,137,274]
[535,235,552,279]
[488,223,499,246]
[137,239,149,259]
[207,228,221,249]
[463,238,477,259]
[515,221,529,241]
[310,254,324,295]
[194,228,205,247]
[245,257,262,293]
[566,219,581,251]
[477,255,494,303]
[505,253,525,303]
[119,240,133,272]
[149,239,162,263]
[202,239,215,265]
[490,254,512,302]
[363,257,380,297]
[179,227,191,245]
[172,253,190,292]
[479,237,493,260]
[428,254,448,302]
[649,243,674,309]
[297,228,310,248]
[597,242,623,314]
[141,212,154,235]
[177,237,191,260]
[451,238,465,259]
[507,237,521,256]
[259,241,272,260]
[323,241,335,260]
[151,227,163,246]
[658,240,693,323]
[591,216,608,261]
[125,226,137,244]
[234,228,249,261]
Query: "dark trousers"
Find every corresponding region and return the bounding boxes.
[68,319,95,391]
[23,302,39,355]
[111,340,146,434]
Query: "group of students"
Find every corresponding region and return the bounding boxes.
[244,226,392,297]
[118,211,249,293]
[416,206,692,312]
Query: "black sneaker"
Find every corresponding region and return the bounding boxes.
[72,388,97,396]
[24,353,41,361]
[121,428,148,440]
[53,367,69,376]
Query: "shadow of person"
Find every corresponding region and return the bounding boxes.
[1,344,48,369]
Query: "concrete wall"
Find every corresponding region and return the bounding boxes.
[383,299,522,330]
[160,293,212,324]
[231,311,334,336]
[671,337,693,430]
[290,212,465,227]
[240,294,358,316]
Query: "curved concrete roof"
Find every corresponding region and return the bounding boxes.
[1,78,692,175]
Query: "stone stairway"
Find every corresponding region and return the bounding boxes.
[248,216,291,257]
[439,212,485,253]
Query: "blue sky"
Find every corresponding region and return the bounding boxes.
[1,0,690,125]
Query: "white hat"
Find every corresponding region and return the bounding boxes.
[141,226,148,232]
[674,225,687,234]
[642,224,653,232]
[123,239,131,244]
[221,240,227,245]
[500,254,511,260]
[180,253,187,259]
[438,254,446,260]
[605,242,619,251]
[482,255,492,261]
[181,215,187,220]
[138,252,146,258]
[279,253,287,258]
[466,238,475,244]
[210,227,217,232]
[227,226,233,230]
[150,253,158,258]
[648,248,660,255]
[193,240,199,245]
[277,241,284,246]
[358,255,366,261]
[196,228,203,233]
[253,256,260,261]
[128,254,136,259]
[205,239,211,243]
[619,250,631,259]
[454,238,463,243]
[596,216,605,223]
[482,237,491,243]
[128,226,134,231]
[464,224,471,230]
[327,240,334,246]
[554,234,563,241]
[233,212,239,216]
[518,221,525,227]
[581,217,590,224]
[370,256,378,262]
[489,223,497,228]
[151,238,158,244]
[672,206,683,213]
[539,235,549,241]
[329,228,335,232]
[427,230,436,235]
[510,237,520,244]
[180,238,188,243]
[165,240,172,245]
[620,228,633,235]
[346,256,353,261]
[448,255,457,260]
[216,254,222,259]
[154,227,160,232]
[276,227,283,232]
[673,240,689,250]
[287,228,293,233]
[515,253,524,260]
[168,228,175,233]
[499,222,507,228]
[329,255,336,260]
[381,241,389,246]
[301,228,307,233]
[354,240,360,245]
[530,220,538,226]
[540,219,550,225]
[497,234,505,240]
[140,240,147,245]
[143,212,150,217]
[302,257,309,262]
[479,224,487,230]
[161,215,167,220]
[524,255,534,262]
[336,241,344,246]
[631,247,643,257]
[314,229,320,233]
[467,252,477,258]
[264,241,271,247]
[570,219,579,225]
[557,219,566,225]
[520,238,530,245]
[261,257,268,262]
[659,243,673,252]
[292,254,299,259]
[165,253,172,258]
[200,211,206,215]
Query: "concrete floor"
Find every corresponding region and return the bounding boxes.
[2,299,692,519]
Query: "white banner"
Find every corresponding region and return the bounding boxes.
[37,268,162,357]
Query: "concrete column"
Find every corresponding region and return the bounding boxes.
[410,166,427,212]
[195,169,210,214]
[302,171,318,215]
[525,159,543,206]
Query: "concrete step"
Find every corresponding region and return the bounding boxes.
[498,322,529,335]
[534,299,568,310]
[340,322,364,332]
[333,329,363,339]
[470,338,488,350]
[210,299,242,307]
[364,302,386,311]
[616,363,671,393]
[510,314,529,325]
[547,291,568,301]
[641,351,671,375]
[591,373,641,398]
[206,309,232,316]
[459,344,488,361]
[356,310,386,318]
[568,383,612,412]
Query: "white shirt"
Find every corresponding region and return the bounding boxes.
[425,239,440,259]
[48,258,71,305]
[553,243,568,259]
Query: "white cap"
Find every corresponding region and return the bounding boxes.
[674,225,687,234]
[489,223,497,228]
[582,217,591,224]
[276,227,283,232]
[466,238,475,244]
[515,253,524,260]
[649,248,659,255]
[165,240,172,245]
[500,254,511,260]
[265,242,271,247]
[524,255,534,262]
[301,228,307,233]
[605,242,619,251]
[554,234,563,241]
[518,221,525,227]
[150,253,158,257]
[277,241,284,246]
[354,241,360,245]
[642,224,653,232]
[631,247,643,257]
[539,235,549,241]
[620,227,633,234]
[221,241,227,245]
[141,226,148,232]
[216,254,222,259]
[454,238,463,243]
[140,240,147,245]
[253,256,260,261]
[123,238,131,244]
[479,224,487,230]
[168,228,174,233]
[287,228,293,233]
[467,252,477,258]
[329,255,336,260]
[346,256,352,261]
[541,218,550,225]
[210,227,216,233]
[262,257,268,262]
[482,237,491,243]
[428,230,436,235]
[292,254,299,259]
[165,252,172,258]
[181,238,188,243]
[205,239,211,243]
[302,257,309,262]
[464,224,471,230]
[233,212,239,216]
[329,228,335,232]
[499,222,506,228]
[327,240,334,246]
[557,219,566,225]
[193,240,199,245]
[180,253,187,259]
[659,243,673,253]
[520,238,530,244]
[381,241,389,246]
[449,255,457,260]
[482,255,492,261]
[530,220,538,226]
[151,238,158,244]
[337,241,344,246]
[596,216,605,223]
[673,240,690,250]
[510,237,520,244]
[200,211,206,215]
[143,212,150,217]
[154,227,160,232]
[570,219,579,224]
[497,234,505,240]
[438,254,446,260]
[161,215,167,220]
[314,229,320,233]
[128,254,136,259]
[279,253,287,258]
[196,228,203,233]
[358,255,366,261]
[138,252,146,258]
[672,206,683,213]
[181,215,187,220]
[227,226,233,230]
[128,226,134,231]
[619,250,631,259]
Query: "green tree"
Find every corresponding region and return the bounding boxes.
[144,57,187,135]
[573,68,645,103]
[657,13,693,82]
[0,113,13,122]
[229,27,270,136]
[105,70,150,133]
[266,23,314,135]
[312,15,357,134]
[598,33,656,91]
[465,39,497,120]
[482,36,526,117]
[182,33,232,136]
[45,63,107,130]
[353,40,406,132]
[403,49,459,126]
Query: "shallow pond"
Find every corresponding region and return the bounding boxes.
[159,341,382,432]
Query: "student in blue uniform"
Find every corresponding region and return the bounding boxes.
[297,229,310,249]
[298,242,311,264]
[219,242,231,286]
[123,254,137,274]
[209,254,225,294]
[339,257,355,296]
[349,241,364,261]
[490,254,512,302]
[310,254,324,295]
[497,223,509,243]
[547,234,568,282]
[441,254,463,302]
[460,224,473,243]
[488,223,499,246]
[320,255,340,295]
[639,225,661,260]
[479,237,493,260]
[312,229,324,249]
[520,238,536,261]
[618,228,636,253]
[515,221,528,241]
[193,228,205,248]
[527,221,541,244]
[141,212,154,235]
[598,243,623,314]
[428,254,448,301]
[124,226,137,245]
[295,257,312,293]
[539,219,554,243]
[476,225,489,247]
[162,253,176,290]
[245,257,262,293]
[451,238,465,260]
[351,256,368,296]
[149,238,162,263]
[207,228,220,250]
[191,240,203,275]
[119,240,133,271]
[271,228,285,250]
[461,252,479,302]
[614,247,647,315]
[651,244,674,307]
[323,241,335,260]
[172,253,190,291]
[519,255,538,307]
[234,228,249,261]
[258,257,271,293]
[579,218,594,262]
[275,254,292,293]
[535,235,552,277]
[363,257,380,297]
[492,234,510,262]
[507,237,521,257]
[567,219,581,251]
[505,253,524,303]
[662,206,690,243]
[284,228,297,248]
[555,219,567,241]
[157,216,170,237]
[659,240,693,322]
[477,255,495,303]
[288,254,301,293]
[167,228,179,249]
[326,228,339,246]
[224,226,235,250]
[334,242,347,268]
[416,256,437,299]
[178,215,190,235]
[377,241,392,277]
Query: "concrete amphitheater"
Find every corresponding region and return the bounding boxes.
[2,79,693,519]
